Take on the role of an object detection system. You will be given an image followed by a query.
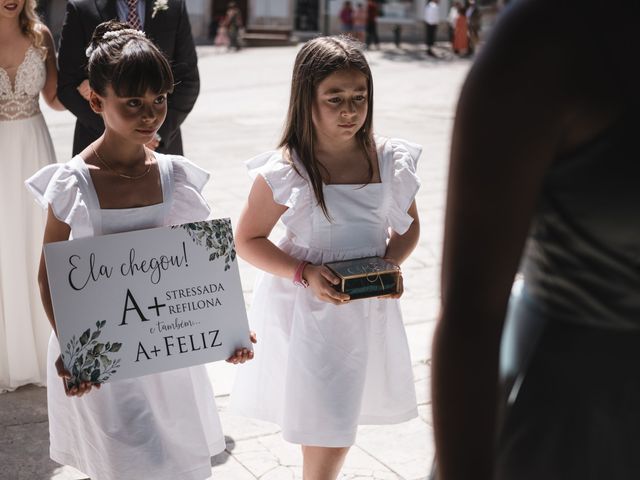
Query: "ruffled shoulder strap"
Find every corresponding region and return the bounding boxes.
[245,150,309,208]
[378,136,422,235]
[164,154,211,225]
[167,154,210,192]
[24,157,94,234]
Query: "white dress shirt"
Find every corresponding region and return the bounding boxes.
[424,2,440,25]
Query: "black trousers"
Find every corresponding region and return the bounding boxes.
[426,23,437,48]
[366,22,379,46]
[497,319,640,479]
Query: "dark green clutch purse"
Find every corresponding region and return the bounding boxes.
[324,256,400,300]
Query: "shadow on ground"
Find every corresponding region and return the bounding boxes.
[1,385,234,479]
[211,435,236,466]
[0,385,84,480]
[379,45,475,65]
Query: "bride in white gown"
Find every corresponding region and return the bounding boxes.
[0,0,65,392]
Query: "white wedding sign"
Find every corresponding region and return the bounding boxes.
[44,219,252,388]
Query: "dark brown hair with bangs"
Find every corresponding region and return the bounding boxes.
[279,36,375,220]
[86,21,174,97]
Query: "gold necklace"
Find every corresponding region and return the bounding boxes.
[91,145,152,181]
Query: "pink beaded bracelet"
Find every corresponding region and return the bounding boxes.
[293,261,309,288]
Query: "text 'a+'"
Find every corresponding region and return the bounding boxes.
[148,297,166,316]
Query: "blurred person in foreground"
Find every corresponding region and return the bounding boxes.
[432,0,639,479]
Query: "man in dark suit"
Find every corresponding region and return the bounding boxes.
[57,0,199,155]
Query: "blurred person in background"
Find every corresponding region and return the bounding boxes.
[353,2,366,42]
[365,0,380,49]
[466,0,480,55]
[340,1,354,36]
[453,3,468,56]
[447,1,461,47]
[213,14,229,49]
[432,0,639,479]
[424,0,440,57]
[222,1,243,51]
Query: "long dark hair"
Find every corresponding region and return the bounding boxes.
[279,36,375,219]
[86,20,174,97]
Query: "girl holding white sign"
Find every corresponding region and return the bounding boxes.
[230,36,421,478]
[26,21,254,480]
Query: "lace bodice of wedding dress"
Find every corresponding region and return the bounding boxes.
[0,45,46,121]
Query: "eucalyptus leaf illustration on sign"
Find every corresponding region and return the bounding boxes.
[174,219,237,271]
[63,320,122,389]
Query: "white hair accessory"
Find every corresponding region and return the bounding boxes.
[85,29,147,57]
[102,29,146,40]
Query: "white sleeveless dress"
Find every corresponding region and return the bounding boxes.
[0,45,56,392]
[25,154,225,480]
[230,137,421,447]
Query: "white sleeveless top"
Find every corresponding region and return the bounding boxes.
[26,153,211,237]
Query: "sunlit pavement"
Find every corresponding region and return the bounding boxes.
[0,42,472,480]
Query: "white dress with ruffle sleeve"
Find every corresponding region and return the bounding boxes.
[25,153,224,480]
[230,136,421,447]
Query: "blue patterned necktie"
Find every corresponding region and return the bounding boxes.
[127,0,142,30]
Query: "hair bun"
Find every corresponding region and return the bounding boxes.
[85,20,146,58]
[85,19,174,98]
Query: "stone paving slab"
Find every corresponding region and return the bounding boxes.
[356,418,432,479]
[0,383,48,426]
[0,43,472,480]
[211,449,257,479]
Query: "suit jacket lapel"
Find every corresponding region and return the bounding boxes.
[95,0,117,21]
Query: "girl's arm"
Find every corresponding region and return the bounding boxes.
[39,24,65,111]
[38,206,71,334]
[38,207,97,397]
[384,200,420,266]
[236,175,349,304]
[383,200,419,299]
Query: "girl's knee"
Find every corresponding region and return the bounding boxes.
[302,445,350,480]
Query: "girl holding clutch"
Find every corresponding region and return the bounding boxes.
[230,35,421,479]
[26,21,253,480]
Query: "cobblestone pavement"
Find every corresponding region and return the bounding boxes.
[0,43,472,480]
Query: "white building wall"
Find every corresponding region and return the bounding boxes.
[186,0,209,41]
[248,0,293,27]
[48,0,460,44]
